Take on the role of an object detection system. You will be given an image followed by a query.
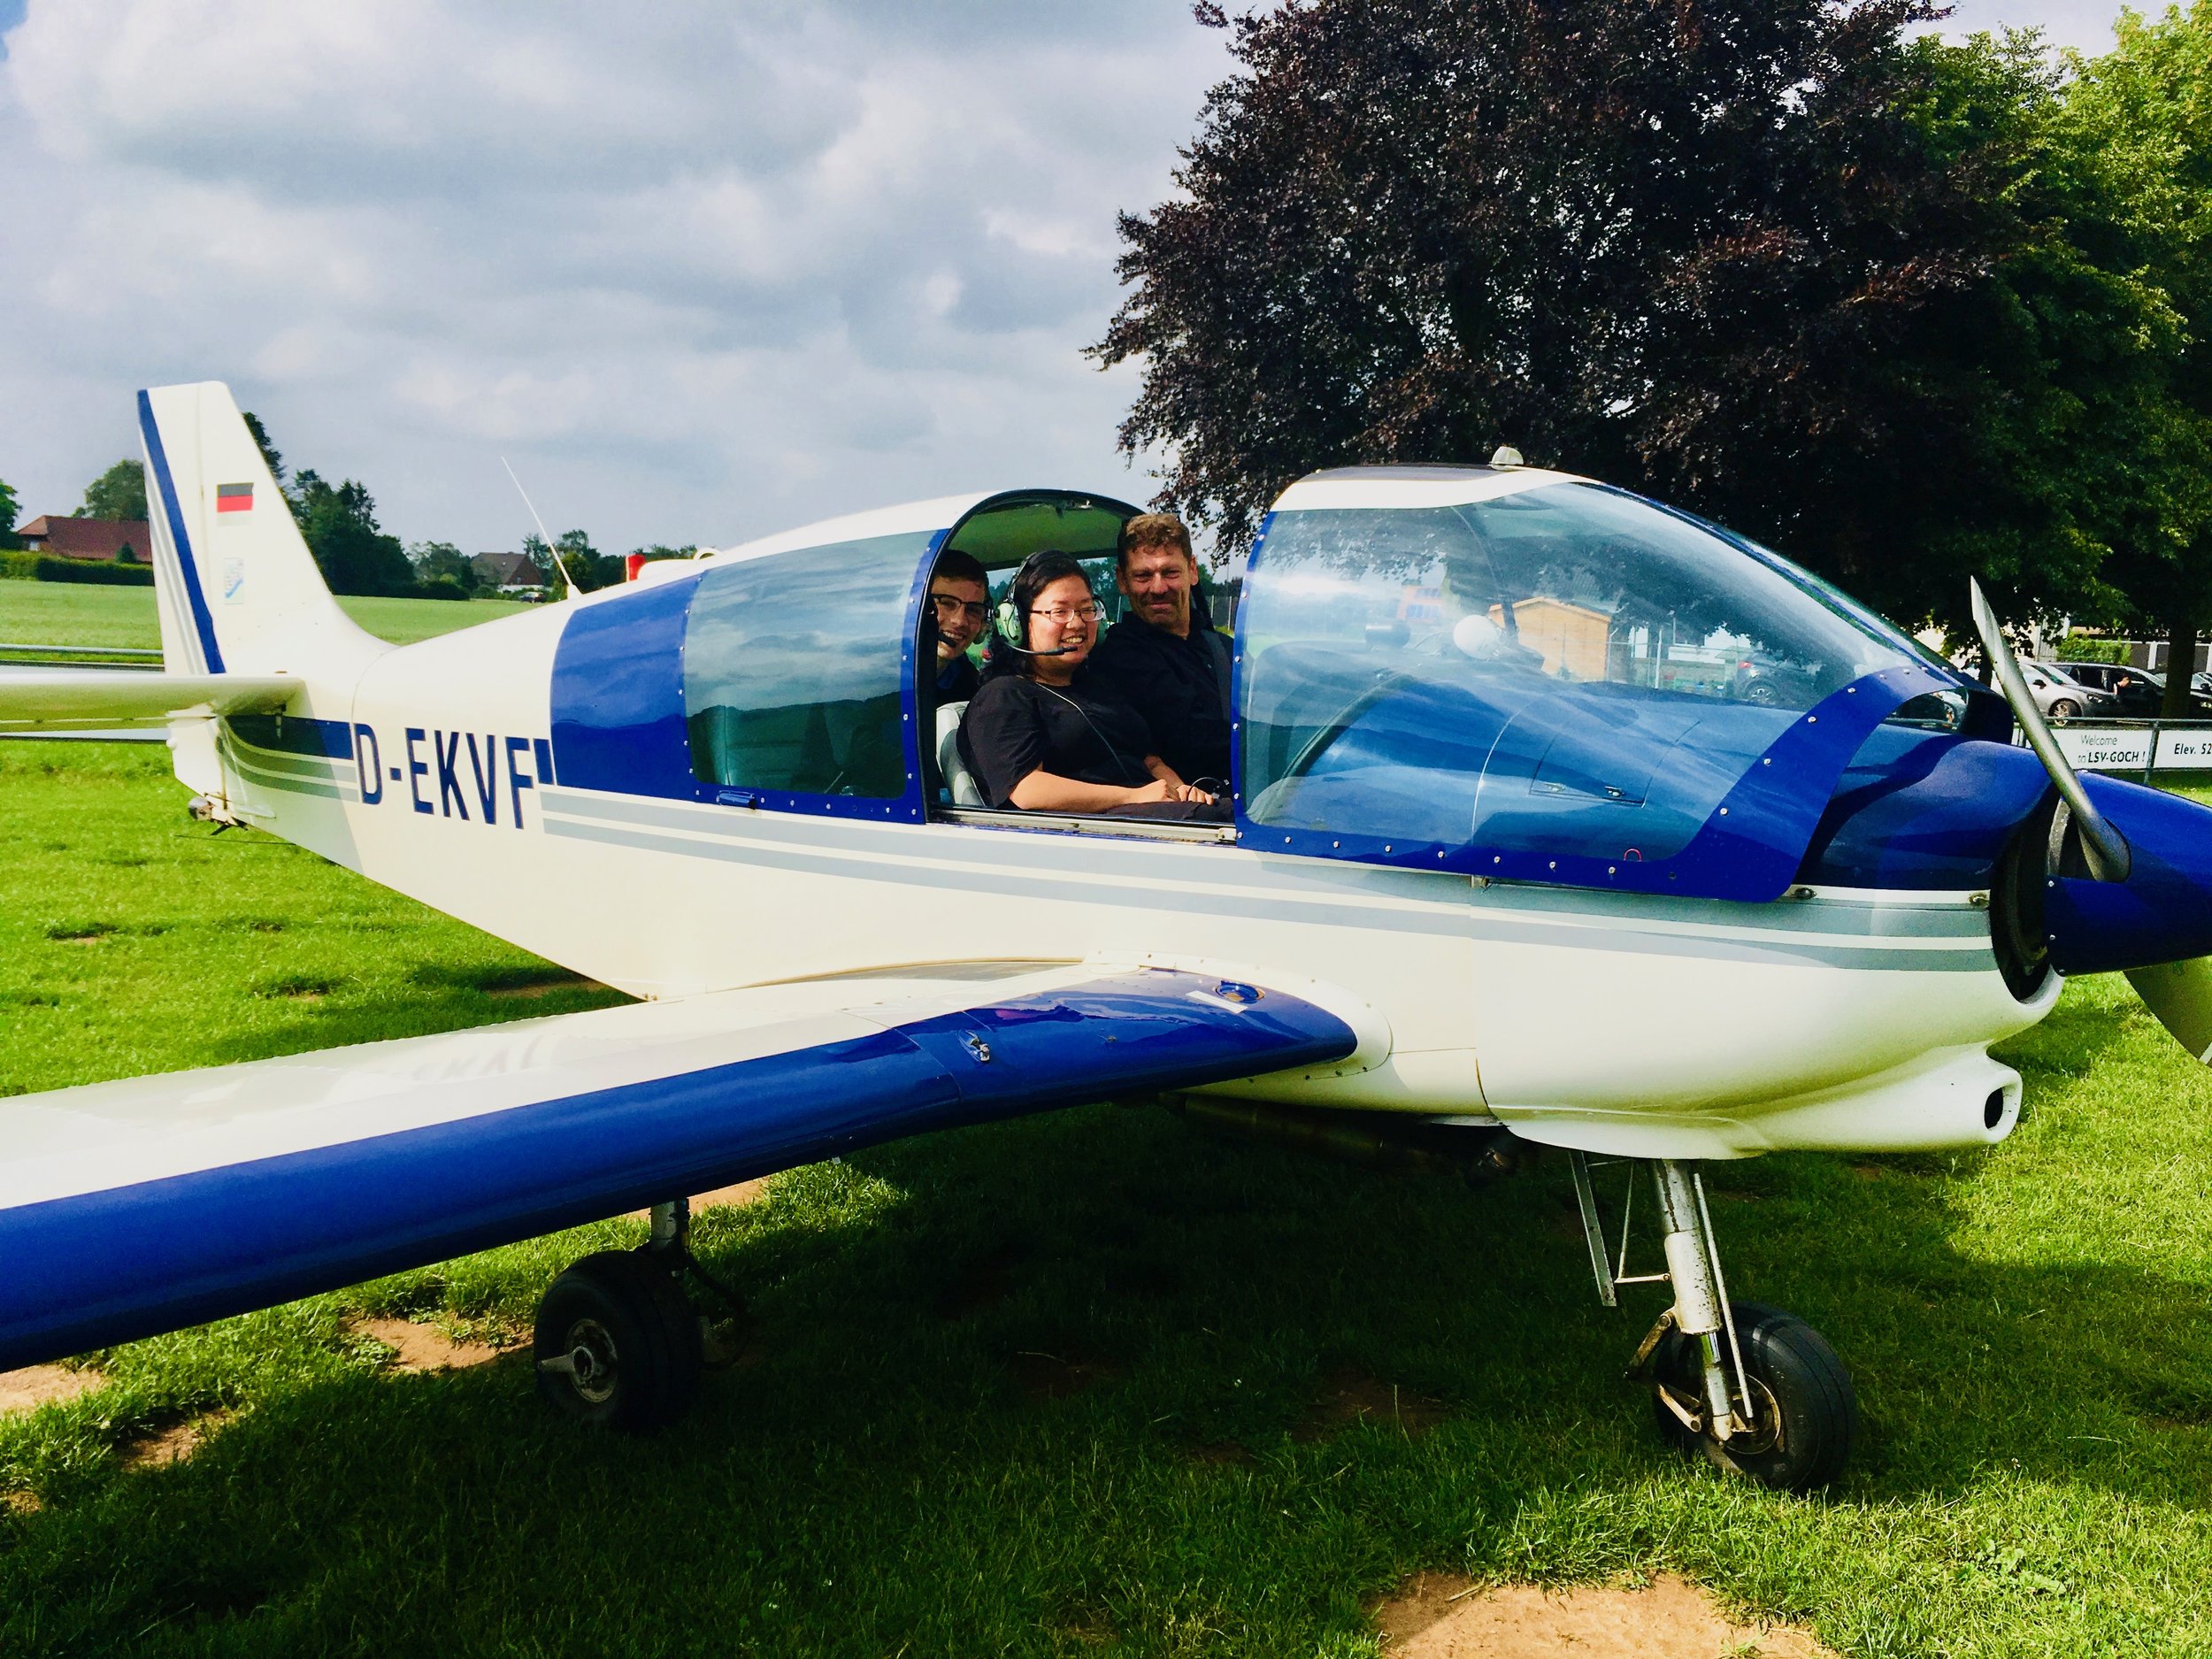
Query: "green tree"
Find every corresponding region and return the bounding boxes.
[0,475,19,549]
[242,411,287,487]
[1092,0,2113,638]
[2044,4,2212,712]
[292,470,415,595]
[78,459,147,522]
[409,540,479,593]
[529,528,621,593]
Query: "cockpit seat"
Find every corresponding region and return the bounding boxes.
[936,701,984,807]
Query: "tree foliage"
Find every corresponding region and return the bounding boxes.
[2038,4,2212,705]
[77,459,147,523]
[409,541,479,592]
[291,470,416,596]
[0,475,19,546]
[528,529,628,593]
[1094,0,2210,640]
[242,411,287,486]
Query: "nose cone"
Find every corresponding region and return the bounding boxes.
[2046,772,2212,975]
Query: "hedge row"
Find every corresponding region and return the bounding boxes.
[0,552,156,586]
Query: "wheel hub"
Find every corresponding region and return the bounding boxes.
[562,1317,619,1404]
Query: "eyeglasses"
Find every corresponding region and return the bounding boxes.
[931,593,987,623]
[1030,600,1105,626]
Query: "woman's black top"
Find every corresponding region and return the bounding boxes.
[958,670,1157,808]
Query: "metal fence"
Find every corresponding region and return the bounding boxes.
[2040,718,2212,780]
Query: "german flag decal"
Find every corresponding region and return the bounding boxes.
[216,483,253,513]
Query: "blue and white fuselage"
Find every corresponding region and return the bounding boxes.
[6,380,2208,1483]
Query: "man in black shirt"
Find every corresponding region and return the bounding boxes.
[1086,513,1233,787]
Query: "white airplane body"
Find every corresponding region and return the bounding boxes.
[4,381,2205,1490]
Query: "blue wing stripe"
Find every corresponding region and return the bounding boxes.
[0,975,1354,1370]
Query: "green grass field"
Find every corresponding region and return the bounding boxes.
[2,745,2210,1656]
[0,581,534,649]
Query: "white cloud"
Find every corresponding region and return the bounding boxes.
[0,0,1232,549]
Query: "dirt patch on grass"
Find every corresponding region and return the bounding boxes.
[351,1316,515,1371]
[0,1363,105,1415]
[120,1411,234,1471]
[1188,1440,1256,1467]
[47,929,111,945]
[483,972,601,999]
[1007,1348,1118,1400]
[1374,1572,1835,1657]
[627,1178,771,1223]
[692,1178,770,1211]
[1298,1367,1448,1440]
[936,1242,1025,1319]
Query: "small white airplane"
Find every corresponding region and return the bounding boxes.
[6,383,2208,1494]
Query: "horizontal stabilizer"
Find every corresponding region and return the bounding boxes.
[0,670,299,732]
[0,963,1357,1369]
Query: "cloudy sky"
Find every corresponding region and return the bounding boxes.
[0,1,2136,555]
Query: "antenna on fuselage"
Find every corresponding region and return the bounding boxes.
[501,457,585,602]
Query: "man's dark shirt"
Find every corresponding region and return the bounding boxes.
[958,669,1156,809]
[1087,608,1233,784]
[935,652,981,703]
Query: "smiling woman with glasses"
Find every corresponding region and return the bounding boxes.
[956,549,1226,819]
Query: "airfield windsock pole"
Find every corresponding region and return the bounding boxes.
[501,457,587,602]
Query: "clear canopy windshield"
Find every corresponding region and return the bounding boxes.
[1239,481,1936,867]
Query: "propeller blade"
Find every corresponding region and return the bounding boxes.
[2127,958,2212,1062]
[1967,578,2129,882]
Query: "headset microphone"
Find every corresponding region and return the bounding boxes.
[995,592,1075,654]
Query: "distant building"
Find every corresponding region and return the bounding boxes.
[471,551,542,590]
[19,517,152,562]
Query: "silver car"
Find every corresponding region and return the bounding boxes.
[2021,661,2121,719]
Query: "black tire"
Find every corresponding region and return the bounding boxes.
[534,1250,703,1432]
[2048,698,2080,719]
[1647,1302,1855,1492]
[1740,678,1782,707]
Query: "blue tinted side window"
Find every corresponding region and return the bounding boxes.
[683,533,933,798]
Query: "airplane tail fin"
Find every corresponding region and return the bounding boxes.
[138,382,388,679]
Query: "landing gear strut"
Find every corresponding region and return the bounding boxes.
[534,1198,747,1432]
[1571,1153,1856,1491]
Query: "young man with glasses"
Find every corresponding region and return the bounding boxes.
[927,549,990,703]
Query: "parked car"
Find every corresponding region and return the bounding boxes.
[2019,661,2120,719]
[2060,660,2212,717]
[1726,651,1824,708]
[2051,659,2159,714]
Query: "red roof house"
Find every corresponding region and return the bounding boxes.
[19,517,153,562]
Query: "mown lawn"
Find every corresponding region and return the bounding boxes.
[0,581,534,649]
[1,745,2208,1656]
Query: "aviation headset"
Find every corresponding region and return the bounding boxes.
[993,549,1144,786]
[995,548,1087,654]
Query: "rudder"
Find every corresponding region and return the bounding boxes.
[138,382,387,680]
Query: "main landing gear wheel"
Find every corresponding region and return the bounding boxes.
[534,1249,703,1431]
[1647,1302,1856,1491]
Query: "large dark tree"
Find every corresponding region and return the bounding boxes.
[1094,0,2093,634]
[291,470,415,595]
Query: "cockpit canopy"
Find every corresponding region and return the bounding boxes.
[1236,467,1977,897]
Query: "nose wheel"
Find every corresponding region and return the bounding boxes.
[1571,1152,1857,1491]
